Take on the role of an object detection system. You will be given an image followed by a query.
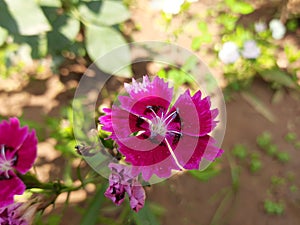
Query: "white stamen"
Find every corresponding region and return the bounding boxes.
[139,106,181,139]
[167,130,182,136]
[147,106,160,120]
[1,144,6,161]
[132,130,146,137]
[139,116,152,125]
[0,144,13,179]
[150,118,167,137]
[165,138,185,171]
[4,170,9,179]
[164,109,179,127]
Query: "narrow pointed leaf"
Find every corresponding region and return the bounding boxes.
[80,184,107,225]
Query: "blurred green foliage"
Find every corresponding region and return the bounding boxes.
[232,144,247,160]
[191,21,212,51]
[264,200,285,215]
[285,132,297,143]
[250,153,262,173]
[190,0,300,90]
[189,161,221,182]
[47,107,78,157]
[257,132,272,149]
[0,0,131,76]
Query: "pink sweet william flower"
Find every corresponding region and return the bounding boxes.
[0,200,39,225]
[100,76,223,180]
[104,163,145,212]
[0,202,28,225]
[0,118,37,208]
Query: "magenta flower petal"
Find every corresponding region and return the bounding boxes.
[118,137,172,165]
[0,176,25,208]
[125,180,145,213]
[108,163,135,182]
[117,138,181,180]
[0,117,38,208]
[99,108,113,133]
[173,90,218,137]
[99,76,222,181]
[124,76,173,104]
[104,163,146,212]
[104,182,126,206]
[119,95,171,121]
[201,137,224,162]
[0,202,32,225]
[0,118,28,151]
[14,130,37,174]
[130,156,178,181]
[104,163,133,205]
[101,105,149,141]
[174,135,222,170]
[120,135,223,181]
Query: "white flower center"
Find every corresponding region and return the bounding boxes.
[145,106,180,138]
[138,106,185,171]
[0,144,15,179]
[150,117,167,137]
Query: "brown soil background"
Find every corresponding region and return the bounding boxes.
[0,0,300,225]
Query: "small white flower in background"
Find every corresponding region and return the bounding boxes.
[254,21,267,33]
[269,19,286,40]
[242,40,261,59]
[218,41,240,64]
[150,0,184,15]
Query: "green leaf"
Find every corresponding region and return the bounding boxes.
[260,69,297,88]
[225,0,254,14]
[191,37,202,51]
[167,69,186,85]
[157,69,167,79]
[57,15,80,41]
[264,200,285,215]
[0,27,8,46]
[231,2,254,14]
[232,144,247,159]
[80,185,107,225]
[41,7,80,54]
[0,1,20,34]
[256,132,272,149]
[284,44,300,63]
[286,19,298,32]
[79,0,130,26]
[217,14,237,31]
[285,132,297,143]
[191,34,212,51]
[133,203,161,225]
[4,0,51,35]
[85,25,131,77]
[197,21,208,32]
[189,165,220,181]
[46,215,62,225]
[47,17,80,53]
[14,34,48,58]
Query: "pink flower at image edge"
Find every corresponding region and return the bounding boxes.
[100,76,223,181]
[0,118,38,208]
[0,202,29,225]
